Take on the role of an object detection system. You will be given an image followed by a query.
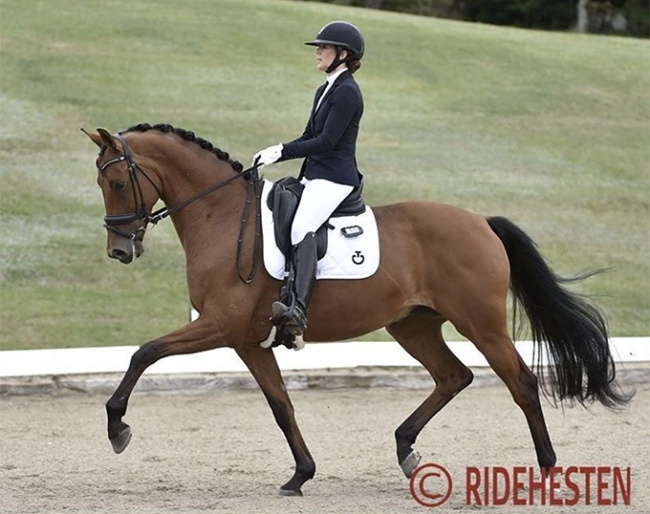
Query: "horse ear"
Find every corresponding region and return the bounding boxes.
[81,128,103,148]
[96,128,119,151]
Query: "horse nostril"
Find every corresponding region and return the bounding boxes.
[110,248,131,263]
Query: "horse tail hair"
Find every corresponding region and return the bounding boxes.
[486,216,633,410]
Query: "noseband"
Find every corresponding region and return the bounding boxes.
[97,133,261,282]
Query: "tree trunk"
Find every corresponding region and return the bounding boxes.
[576,0,590,32]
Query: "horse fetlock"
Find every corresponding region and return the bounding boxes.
[298,461,316,480]
[279,477,306,496]
[278,461,315,497]
[105,396,126,416]
[395,425,417,452]
[537,449,557,473]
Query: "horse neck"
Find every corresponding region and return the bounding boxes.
[150,138,248,252]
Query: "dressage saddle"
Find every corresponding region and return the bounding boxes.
[266,176,366,262]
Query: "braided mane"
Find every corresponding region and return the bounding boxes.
[123,123,244,173]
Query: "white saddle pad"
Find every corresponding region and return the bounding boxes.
[260,179,380,280]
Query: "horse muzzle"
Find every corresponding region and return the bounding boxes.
[104,213,147,264]
[108,237,145,264]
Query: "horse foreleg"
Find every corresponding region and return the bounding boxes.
[105,344,151,453]
[387,308,474,478]
[236,345,316,496]
[105,319,225,454]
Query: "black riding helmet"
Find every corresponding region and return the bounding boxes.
[305,21,365,73]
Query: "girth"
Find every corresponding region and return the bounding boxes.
[266,177,366,260]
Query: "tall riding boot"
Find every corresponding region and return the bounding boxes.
[271,232,317,337]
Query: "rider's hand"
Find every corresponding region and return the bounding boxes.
[253,143,283,168]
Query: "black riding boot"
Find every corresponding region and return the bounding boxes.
[271,232,317,337]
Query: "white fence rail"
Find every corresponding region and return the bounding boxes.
[0,338,647,378]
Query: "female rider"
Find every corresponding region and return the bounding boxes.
[254,21,365,340]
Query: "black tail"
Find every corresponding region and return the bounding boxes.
[487,216,632,409]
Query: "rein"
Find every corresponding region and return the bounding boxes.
[147,167,253,225]
[98,134,262,283]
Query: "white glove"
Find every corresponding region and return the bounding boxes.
[253,143,283,168]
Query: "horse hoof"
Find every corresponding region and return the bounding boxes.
[278,487,303,497]
[110,425,132,454]
[400,450,422,478]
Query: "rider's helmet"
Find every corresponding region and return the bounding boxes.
[305,21,364,72]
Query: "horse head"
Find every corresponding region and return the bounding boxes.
[83,128,162,264]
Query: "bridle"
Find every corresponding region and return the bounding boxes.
[98,134,162,241]
[97,133,262,283]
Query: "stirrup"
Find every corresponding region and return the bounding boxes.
[272,324,299,350]
[271,301,307,337]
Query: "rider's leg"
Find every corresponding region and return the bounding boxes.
[290,179,354,245]
[272,232,318,336]
[272,179,353,337]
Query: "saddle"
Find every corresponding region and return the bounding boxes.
[266,176,366,262]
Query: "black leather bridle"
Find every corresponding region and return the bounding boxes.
[97,133,262,282]
[98,134,162,241]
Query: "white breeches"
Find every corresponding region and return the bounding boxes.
[291,178,354,245]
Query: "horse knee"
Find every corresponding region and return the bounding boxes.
[131,341,164,368]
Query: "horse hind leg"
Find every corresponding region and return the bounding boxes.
[387,307,474,478]
[462,323,557,472]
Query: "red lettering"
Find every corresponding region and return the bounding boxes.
[613,467,631,505]
[528,467,546,505]
[581,466,596,505]
[512,466,527,505]
[465,467,482,505]
[597,466,611,505]
[462,464,631,508]
[467,465,582,506]
[564,466,580,506]
[548,467,563,505]
[492,466,510,505]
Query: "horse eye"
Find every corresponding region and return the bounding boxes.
[111,181,127,192]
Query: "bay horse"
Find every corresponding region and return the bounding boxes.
[84,123,629,496]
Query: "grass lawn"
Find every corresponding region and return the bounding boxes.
[1,0,648,349]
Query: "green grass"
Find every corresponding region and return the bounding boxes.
[1,0,648,350]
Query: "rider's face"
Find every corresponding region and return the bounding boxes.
[316,44,347,73]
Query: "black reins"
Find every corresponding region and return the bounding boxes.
[98,133,262,283]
